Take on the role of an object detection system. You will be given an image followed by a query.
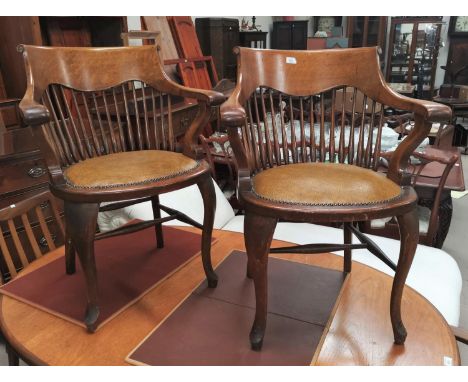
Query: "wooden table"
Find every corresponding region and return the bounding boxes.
[0,228,459,365]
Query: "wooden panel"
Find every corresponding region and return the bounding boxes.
[0,17,42,99]
[168,16,204,58]
[141,17,179,61]
[44,17,92,47]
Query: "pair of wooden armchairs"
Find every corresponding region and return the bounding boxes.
[15,44,451,353]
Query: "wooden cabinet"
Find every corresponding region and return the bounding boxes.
[272,21,308,50]
[195,18,239,81]
[386,17,442,99]
[347,17,387,51]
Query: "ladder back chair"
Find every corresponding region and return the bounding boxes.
[220,47,451,351]
[18,45,224,331]
[0,190,64,365]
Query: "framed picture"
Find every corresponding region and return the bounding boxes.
[449,16,468,36]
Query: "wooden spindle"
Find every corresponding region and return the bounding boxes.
[347,87,358,164]
[253,91,267,169]
[71,90,94,158]
[41,92,68,165]
[159,93,167,151]
[121,84,136,151]
[21,214,42,259]
[131,83,144,150]
[81,92,103,157]
[91,92,110,155]
[372,107,385,171]
[51,85,80,163]
[0,232,17,280]
[299,97,307,163]
[279,93,289,165]
[338,87,346,163]
[260,88,274,168]
[319,93,326,162]
[288,96,298,163]
[59,87,86,161]
[364,100,377,168]
[140,83,152,150]
[167,94,175,152]
[309,95,316,162]
[45,89,73,165]
[246,100,260,170]
[268,90,281,165]
[35,206,56,251]
[7,220,29,269]
[356,93,368,166]
[102,89,119,153]
[329,89,336,163]
[112,87,127,152]
[150,88,159,149]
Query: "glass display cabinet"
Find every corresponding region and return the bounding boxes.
[386,17,442,99]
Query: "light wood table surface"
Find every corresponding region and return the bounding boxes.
[0,227,459,365]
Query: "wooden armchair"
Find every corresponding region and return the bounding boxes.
[18,45,224,332]
[0,190,64,365]
[220,47,451,351]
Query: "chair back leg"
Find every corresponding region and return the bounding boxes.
[391,208,419,344]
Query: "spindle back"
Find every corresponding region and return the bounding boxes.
[0,191,64,283]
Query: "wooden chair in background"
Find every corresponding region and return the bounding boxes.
[18,44,225,332]
[0,190,64,365]
[199,134,239,210]
[220,47,451,350]
[362,149,459,247]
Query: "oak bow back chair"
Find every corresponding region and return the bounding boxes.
[0,190,64,365]
[18,45,224,331]
[220,47,451,351]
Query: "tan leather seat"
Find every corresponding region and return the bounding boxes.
[64,150,199,189]
[252,162,401,206]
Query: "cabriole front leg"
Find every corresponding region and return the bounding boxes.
[64,201,100,332]
[244,211,277,351]
[391,208,419,345]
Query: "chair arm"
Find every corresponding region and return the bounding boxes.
[19,98,50,126]
[411,150,458,166]
[220,98,246,128]
[161,80,226,107]
[451,325,468,346]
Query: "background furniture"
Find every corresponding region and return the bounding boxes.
[19,45,224,331]
[271,20,308,50]
[239,31,268,49]
[386,17,443,99]
[364,147,460,248]
[221,46,451,350]
[0,190,63,365]
[195,18,239,81]
[346,16,387,50]
[0,227,460,365]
